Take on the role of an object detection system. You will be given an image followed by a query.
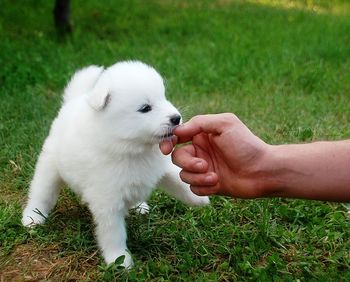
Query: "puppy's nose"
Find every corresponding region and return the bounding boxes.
[169,114,181,126]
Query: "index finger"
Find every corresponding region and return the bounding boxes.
[174,113,237,144]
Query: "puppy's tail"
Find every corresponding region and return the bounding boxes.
[63,66,104,104]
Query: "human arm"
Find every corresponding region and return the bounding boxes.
[261,141,350,201]
[160,113,350,202]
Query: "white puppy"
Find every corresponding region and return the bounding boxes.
[22,61,209,268]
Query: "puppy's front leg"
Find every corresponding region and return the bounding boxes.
[22,148,62,227]
[159,163,210,206]
[89,205,133,268]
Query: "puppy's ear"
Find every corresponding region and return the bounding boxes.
[64,66,104,104]
[87,73,112,111]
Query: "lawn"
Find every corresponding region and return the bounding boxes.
[1,0,350,281]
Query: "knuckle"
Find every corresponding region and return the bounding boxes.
[220,113,238,129]
[222,113,237,123]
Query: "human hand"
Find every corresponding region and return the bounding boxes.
[160,113,271,198]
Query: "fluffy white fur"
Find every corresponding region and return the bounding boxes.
[21,61,209,268]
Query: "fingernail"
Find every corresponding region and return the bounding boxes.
[194,161,204,170]
[205,175,213,183]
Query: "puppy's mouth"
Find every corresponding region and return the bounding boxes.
[156,127,176,141]
[159,132,174,139]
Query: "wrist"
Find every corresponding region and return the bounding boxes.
[252,144,292,198]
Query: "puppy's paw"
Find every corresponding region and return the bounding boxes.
[190,195,210,206]
[105,250,134,269]
[133,202,149,214]
[21,207,47,227]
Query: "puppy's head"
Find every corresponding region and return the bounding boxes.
[87,61,181,146]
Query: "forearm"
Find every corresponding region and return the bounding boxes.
[261,140,350,202]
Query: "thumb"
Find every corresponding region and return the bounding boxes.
[159,135,178,155]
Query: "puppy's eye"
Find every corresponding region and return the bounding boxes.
[138,104,152,113]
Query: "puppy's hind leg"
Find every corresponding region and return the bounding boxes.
[159,164,210,206]
[22,149,62,227]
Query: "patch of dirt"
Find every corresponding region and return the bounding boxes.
[0,243,100,281]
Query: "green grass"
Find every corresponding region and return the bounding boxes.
[1,0,350,280]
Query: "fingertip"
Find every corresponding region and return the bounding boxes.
[204,172,219,185]
[173,123,185,134]
[193,159,209,172]
[173,123,186,143]
[179,170,219,188]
